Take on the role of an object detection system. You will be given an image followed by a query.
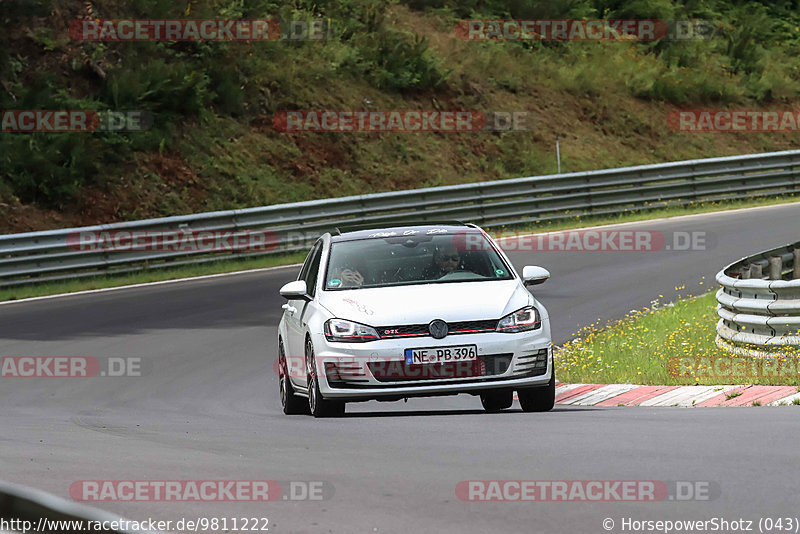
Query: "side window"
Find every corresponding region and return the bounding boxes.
[297,244,317,282]
[303,241,324,297]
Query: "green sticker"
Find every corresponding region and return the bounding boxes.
[328,279,342,287]
[495,269,505,276]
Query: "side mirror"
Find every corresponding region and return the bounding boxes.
[522,266,550,286]
[280,280,311,301]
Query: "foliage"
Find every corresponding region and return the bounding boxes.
[2,0,800,216]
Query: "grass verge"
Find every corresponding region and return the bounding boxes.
[1,194,798,303]
[555,291,800,386]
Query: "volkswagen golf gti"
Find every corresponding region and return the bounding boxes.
[276,222,554,417]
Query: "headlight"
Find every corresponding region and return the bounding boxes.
[324,319,380,342]
[496,306,541,333]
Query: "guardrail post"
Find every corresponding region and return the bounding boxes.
[749,264,763,279]
[794,248,800,279]
[741,265,751,279]
[689,164,697,201]
[476,186,486,225]
[769,256,783,280]
[793,157,800,193]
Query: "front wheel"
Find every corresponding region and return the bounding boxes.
[279,342,309,415]
[306,339,345,418]
[480,390,513,412]
[518,371,555,413]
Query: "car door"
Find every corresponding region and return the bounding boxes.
[286,240,323,389]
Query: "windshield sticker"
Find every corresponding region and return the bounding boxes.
[495,269,506,276]
[328,279,342,288]
[366,228,447,238]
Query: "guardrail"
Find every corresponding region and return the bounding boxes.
[0,480,163,533]
[715,242,800,356]
[2,149,800,287]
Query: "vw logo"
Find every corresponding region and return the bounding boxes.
[429,319,449,339]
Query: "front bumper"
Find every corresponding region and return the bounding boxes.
[310,330,552,400]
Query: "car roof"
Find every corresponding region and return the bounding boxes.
[330,222,481,242]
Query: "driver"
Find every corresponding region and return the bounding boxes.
[340,267,364,287]
[328,253,366,288]
[425,244,461,279]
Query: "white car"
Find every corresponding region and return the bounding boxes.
[277,223,554,417]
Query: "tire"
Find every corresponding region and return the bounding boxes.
[480,390,513,412]
[279,341,309,415]
[518,370,555,413]
[306,338,345,418]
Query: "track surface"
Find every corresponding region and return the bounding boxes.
[2,203,800,533]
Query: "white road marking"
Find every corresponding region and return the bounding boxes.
[494,200,800,244]
[0,263,302,306]
[639,386,704,407]
[668,385,738,407]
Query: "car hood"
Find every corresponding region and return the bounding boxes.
[318,280,531,326]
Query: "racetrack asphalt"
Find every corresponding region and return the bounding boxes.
[2,202,800,533]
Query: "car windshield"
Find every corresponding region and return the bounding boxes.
[324,231,513,290]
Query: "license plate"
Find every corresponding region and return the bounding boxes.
[405,345,478,365]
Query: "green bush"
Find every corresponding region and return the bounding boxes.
[590,0,674,20]
[102,56,213,115]
[348,28,449,90]
[0,135,98,208]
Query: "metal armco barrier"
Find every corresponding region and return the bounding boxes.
[0,480,163,533]
[716,241,800,355]
[2,149,800,287]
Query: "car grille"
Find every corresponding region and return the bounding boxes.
[377,319,498,339]
[367,353,512,382]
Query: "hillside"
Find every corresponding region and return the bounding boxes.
[2,0,800,233]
